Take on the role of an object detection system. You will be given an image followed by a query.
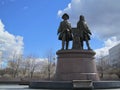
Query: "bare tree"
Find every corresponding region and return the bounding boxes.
[7,53,23,78]
[97,55,110,79]
[46,49,56,80]
[18,56,29,78]
[25,55,39,78]
[110,61,120,79]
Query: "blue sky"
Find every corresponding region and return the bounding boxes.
[0,0,72,56]
[0,0,120,58]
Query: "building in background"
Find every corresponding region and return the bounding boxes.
[109,43,120,65]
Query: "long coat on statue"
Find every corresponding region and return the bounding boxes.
[57,20,73,41]
[77,20,91,41]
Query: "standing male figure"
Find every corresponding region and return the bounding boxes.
[57,13,73,50]
[77,15,92,50]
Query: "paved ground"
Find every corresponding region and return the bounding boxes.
[0,84,120,90]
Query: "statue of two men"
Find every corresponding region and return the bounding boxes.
[57,13,92,50]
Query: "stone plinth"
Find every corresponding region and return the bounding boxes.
[55,50,99,81]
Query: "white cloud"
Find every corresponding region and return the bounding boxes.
[58,0,120,57]
[0,20,24,60]
[35,58,48,64]
[23,6,29,10]
[95,36,120,58]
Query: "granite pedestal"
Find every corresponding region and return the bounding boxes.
[55,50,99,81]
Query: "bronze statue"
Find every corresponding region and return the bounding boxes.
[57,13,73,50]
[77,15,92,50]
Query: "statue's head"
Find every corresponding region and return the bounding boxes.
[80,15,85,21]
[62,13,69,20]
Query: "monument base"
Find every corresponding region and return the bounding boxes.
[55,50,99,81]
